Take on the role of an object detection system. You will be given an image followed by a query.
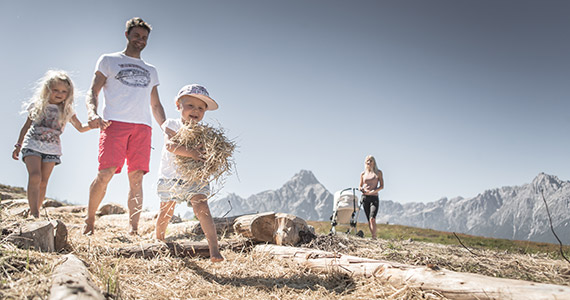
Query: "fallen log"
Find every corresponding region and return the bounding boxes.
[169,215,241,236]
[233,212,315,245]
[46,205,87,214]
[254,244,570,300]
[96,203,126,216]
[233,212,276,243]
[49,254,105,300]
[117,239,251,259]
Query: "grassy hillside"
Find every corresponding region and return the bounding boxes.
[308,220,570,260]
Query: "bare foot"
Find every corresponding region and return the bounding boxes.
[129,229,138,236]
[83,222,94,235]
[210,255,224,263]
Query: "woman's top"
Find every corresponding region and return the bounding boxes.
[361,171,380,196]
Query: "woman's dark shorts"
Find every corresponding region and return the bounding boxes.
[362,194,379,221]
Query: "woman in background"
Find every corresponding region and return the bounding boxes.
[359,155,384,239]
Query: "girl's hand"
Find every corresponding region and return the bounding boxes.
[12,147,20,160]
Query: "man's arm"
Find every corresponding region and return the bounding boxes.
[150,85,166,127]
[86,71,108,128]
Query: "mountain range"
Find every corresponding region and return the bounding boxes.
[206,170,570,245]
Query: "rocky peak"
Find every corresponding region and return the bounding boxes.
[285,170,319,188]
[531,173,562,191]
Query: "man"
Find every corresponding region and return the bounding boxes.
[84,17,166,235]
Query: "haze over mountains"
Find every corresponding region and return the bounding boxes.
[207,170,570,245]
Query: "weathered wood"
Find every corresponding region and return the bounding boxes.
[46,205,87,214]
[98,211,157,222]
[255,244,570,300]
[96,203,126,216]
[49,254,105,300]
[43,199,64,208]
[233,212,276,243]
[50,220,68,252]
[117,239,251,259]
[274,213,315,246]
[172,215,241,235]
[117,241,211,259]
[6,221,54,252]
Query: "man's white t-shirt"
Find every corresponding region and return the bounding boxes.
[96,52,159,127]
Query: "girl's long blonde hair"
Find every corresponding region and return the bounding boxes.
[25,70,75,127]
[365,155,380,174]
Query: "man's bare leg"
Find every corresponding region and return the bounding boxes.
[127,170,144,235]
[84,167,116,234]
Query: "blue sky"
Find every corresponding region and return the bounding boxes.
[1,0,569,215]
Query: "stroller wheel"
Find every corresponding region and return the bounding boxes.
[356,230,364,238]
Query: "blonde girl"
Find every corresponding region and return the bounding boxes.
[12,70,92,217]
[359,155,384,239]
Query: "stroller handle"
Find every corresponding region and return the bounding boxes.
[340,187,361,193]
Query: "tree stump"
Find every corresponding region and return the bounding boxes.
[49,254,105,300]
[274,213,315,246]
[51,220,68,252]
[6,221,54,252]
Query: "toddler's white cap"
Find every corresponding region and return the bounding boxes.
[176,84,218,111]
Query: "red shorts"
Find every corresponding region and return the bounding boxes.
[98,121,152,174]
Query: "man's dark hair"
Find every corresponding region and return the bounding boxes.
[126,17,152,34]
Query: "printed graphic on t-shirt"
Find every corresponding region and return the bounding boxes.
[30,106,62,143]
[115,63,151,88]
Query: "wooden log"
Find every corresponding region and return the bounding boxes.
[117,239,251,259]
[172,215,241,235]
[49,254,105,300]
[43,199,64,208]
[117,241,211,259]
[254,244,570,300]
[46,205,87,214]
[98,211,157,222]
[96,203,126,216]
[233,212,276,243]
[6,221,55,252]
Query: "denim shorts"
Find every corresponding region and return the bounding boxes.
[157,178,210,206]
[22,148,61,165]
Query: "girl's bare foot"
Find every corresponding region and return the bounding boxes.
[83,222,94,235]
[210,255,224,263]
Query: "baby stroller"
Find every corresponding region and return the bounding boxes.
[330,188,364,237]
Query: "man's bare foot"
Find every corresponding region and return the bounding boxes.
[129,229,138,236]
[83,222,94,235]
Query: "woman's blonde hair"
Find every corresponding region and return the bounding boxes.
[365,155,380,174]
[26,70,75,127]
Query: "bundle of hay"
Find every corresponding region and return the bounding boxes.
[171,121,236,187]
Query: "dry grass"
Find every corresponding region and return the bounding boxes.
[171,122,236,191]
[1,193,569,299]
